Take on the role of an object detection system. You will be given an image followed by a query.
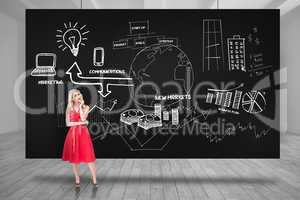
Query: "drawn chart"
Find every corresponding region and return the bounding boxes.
[205,83,266,115]
[242,91,266,114]
[113,20,179,50]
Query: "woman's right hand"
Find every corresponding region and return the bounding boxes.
[79,99,85,108]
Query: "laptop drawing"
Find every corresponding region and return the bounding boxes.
[31,53,56,76]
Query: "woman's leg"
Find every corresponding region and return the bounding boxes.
[87,162,97,184]
[72,163,80,183]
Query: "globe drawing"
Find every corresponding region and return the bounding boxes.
[129,44,194,110]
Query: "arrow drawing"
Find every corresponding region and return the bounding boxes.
[66,62,134,97]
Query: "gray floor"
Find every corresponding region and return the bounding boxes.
[0,132,300,200]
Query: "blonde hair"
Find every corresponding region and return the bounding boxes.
[66,89,81,111]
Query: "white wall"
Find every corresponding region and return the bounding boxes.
[281,5,300,134]
[0,12,21,134]
[84,0,143,8]
[144,0,212,8]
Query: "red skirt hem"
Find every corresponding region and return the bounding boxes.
[62,158,96,164]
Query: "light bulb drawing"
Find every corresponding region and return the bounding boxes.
[56,22,89,57]
[63,28,81,56]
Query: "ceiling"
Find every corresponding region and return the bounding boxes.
[0,0,299,21]
[17,0,293,9]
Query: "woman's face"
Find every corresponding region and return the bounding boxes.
[72,91,82,104]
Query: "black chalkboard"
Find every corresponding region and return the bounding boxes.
[26,9,280,158]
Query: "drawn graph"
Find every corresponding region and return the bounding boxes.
[205,84,244,114]
[242,91,266,114]
[205,84,266,115]
[202,19,225,72]
[206,90,242,110]
[232,90,243,109]
[88,99,118,123]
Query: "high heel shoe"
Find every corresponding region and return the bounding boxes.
[75,181,80,187]
[90,177,98,187]
[75,177,80,187]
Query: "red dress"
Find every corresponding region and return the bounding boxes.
[62,109,96,163]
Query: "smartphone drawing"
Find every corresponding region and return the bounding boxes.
[93,47,104,66]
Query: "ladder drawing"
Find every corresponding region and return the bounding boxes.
[202,19,225,72]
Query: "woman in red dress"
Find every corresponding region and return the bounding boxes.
[62,89,97,187]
